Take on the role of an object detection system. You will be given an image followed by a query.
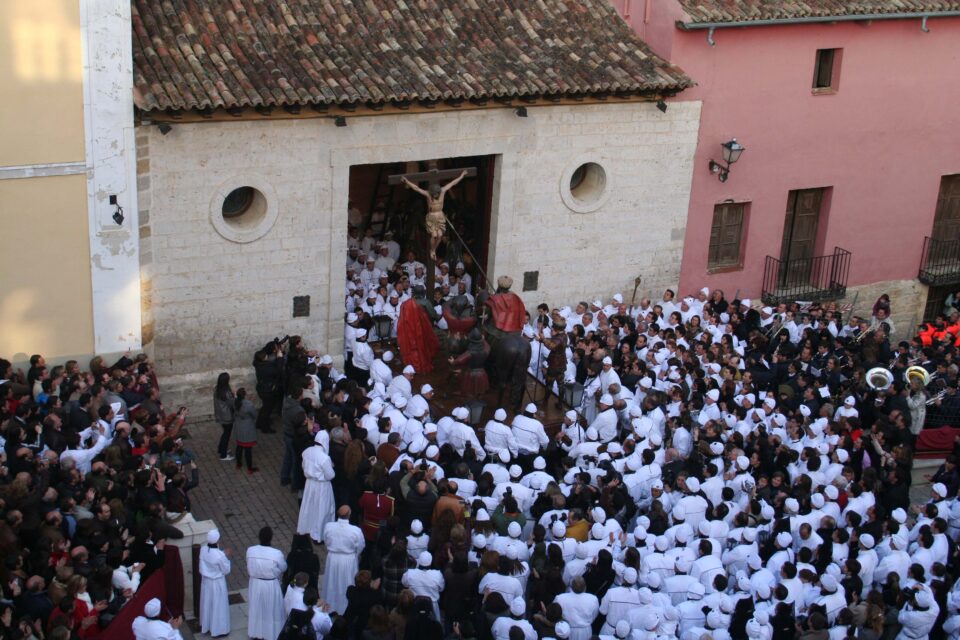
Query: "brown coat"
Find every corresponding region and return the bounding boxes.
[431,494,465,525]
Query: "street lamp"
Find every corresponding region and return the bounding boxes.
[708,138,745,182]
[373,315,393,344]
[562,382,585,409]
[466,399,486,425]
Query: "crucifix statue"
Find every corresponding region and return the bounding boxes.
[389,161,477,294]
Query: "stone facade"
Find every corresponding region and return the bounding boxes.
[137,102,702,413]
[839,279,929,343]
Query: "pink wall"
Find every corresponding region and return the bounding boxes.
[608,0,687,62]
[628,10,960,300]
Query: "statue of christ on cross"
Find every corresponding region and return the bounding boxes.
[389,163,476,262]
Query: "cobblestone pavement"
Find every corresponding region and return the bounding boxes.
[186,418,302,591]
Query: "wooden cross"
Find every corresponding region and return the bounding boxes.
[388,161,477,295]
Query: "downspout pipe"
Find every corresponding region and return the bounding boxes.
[677,11,960,41]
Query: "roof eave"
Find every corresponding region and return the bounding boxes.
[676,10,960,31]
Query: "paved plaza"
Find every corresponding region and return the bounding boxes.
[188,419,304,592]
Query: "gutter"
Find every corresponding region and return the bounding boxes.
[677,11,960,44]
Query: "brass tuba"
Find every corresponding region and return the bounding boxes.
[906,365,932,387]
[866,367,894,391]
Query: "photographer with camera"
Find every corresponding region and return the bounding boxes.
[894,585,939,639]
[254,338,286,433]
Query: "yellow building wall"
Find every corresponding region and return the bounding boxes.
[0,0,85,167]
[0,175,94,362]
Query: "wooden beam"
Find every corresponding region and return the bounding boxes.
[140,93,665,124]
[387,167,478,185]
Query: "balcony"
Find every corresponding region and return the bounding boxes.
[918,236,960,286]
[761,247,852,305]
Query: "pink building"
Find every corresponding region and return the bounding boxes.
[613,0,960,327]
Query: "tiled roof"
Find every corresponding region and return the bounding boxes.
[132,0,692,113]
[677,0,960,24]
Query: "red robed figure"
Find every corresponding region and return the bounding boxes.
[484,292,527,333]
[397,299,440,373]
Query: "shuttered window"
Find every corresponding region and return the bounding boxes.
[708,202,747,270]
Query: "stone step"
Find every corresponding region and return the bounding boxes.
[911,456,943,487]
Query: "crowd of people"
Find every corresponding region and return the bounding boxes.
[7,238,960,640]
[0,352,198,639]
[189,236,960,640]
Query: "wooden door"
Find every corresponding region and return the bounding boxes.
[923,284,954,322]
[933,175,960,240]
[780,188,824,285]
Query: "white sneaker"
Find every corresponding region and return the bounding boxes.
[219,453,235,461]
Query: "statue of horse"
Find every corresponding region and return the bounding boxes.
[476,289,531,410]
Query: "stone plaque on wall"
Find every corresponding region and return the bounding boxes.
[523,271,539,292]
[293,295,310,317]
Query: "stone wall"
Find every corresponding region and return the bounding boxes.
[839,278,928,343]
[139,102,703,413]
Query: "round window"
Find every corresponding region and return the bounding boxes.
[219,186,267,232]
[569,162,606,204]
[210,181,278,243]
[222,186,256,218]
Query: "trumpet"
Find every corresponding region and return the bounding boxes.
[926,389,948,405]
[763,320,783,340]
[853,327,875,344]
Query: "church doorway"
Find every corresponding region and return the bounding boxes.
[348,155,497,295]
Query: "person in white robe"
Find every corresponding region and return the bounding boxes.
[402,551,446,621]
[370,351,395,388]
[246,527,287,640]
[491,597,537,640]
[387,365,415,400]
[484,409,519,458]
[598,567,641,635]
[198,529,231,637]
[554,577,600,640]
[297,432,336,543]
[511,404,549,455]
[322,506,366,614]
[132,598,183,640]
[284,572,308,616]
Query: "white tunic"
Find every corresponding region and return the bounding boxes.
[554,592,600,640]
[402,567,445,620]
[199,545,231,637]
[589,409,619,443]
[297,445,336,542]
[483,420,519,458]
[511,415,549,454]
[387,375,413,400]
[246,545,287,640]
[284,584,306,616]
[370,359,394,387]
[598,585,641,635]
[132,617,183,640]
[322,519,365,615]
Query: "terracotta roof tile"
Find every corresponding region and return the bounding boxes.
[133,0,692,112]
[677,0,960,24]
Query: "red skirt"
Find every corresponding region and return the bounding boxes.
[460,368,490,395]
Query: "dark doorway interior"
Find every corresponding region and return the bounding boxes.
[348,155,496,290]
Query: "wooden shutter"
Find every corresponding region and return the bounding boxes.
[933,175,960,240]
[708,203,746,270]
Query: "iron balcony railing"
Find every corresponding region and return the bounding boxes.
[918,236,960,286]
[761,247,852,305]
